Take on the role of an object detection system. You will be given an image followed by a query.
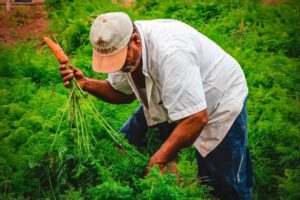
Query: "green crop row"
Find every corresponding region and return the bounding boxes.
[0,0,299,199]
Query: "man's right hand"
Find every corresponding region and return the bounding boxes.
[59,64,86,89]
[58,64,136,104]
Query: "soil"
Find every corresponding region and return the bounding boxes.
[262,0,287,3]
[0,4,49,44]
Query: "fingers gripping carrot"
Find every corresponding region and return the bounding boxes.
[44,37,70,65]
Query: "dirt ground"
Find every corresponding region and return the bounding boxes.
[262,0,286,3]
[0,4,49,44]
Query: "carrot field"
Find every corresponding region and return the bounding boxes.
[0,0,299,199]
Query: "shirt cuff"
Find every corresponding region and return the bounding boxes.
[168,103,207,121]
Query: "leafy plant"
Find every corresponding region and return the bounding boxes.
[0,0,299,199]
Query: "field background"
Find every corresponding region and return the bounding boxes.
[0,0,299,199]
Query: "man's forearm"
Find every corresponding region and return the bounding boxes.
[83,78,136,104]
[149,109,208,167]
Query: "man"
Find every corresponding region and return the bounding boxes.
[60,12,253,199]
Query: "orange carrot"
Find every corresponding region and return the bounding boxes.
[44,37,70,64]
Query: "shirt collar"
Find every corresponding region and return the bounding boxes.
[135,21,149,77]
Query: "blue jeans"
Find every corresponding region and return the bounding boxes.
[119,102,253,200]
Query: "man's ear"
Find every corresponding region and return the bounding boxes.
[132,33,141,47]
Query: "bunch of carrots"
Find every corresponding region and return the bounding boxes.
[44,37,146,160]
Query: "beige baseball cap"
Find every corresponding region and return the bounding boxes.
[90,12,133,73]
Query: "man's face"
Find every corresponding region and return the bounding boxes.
[121,34,142,73]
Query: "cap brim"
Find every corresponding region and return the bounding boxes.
[92,45,128,73]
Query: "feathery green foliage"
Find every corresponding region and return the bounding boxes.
[0,0,299,199]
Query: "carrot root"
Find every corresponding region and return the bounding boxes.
[44,37,70,64]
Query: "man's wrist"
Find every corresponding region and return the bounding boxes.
[79,77,88,91]
[154,143,178,165]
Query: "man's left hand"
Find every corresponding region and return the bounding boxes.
[147,153,178,175]
[148,151,168,174]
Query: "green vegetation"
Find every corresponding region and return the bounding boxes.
[0,0,299,199]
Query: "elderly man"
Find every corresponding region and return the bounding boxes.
[60,12,253,200]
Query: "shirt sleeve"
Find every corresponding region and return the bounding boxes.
[107,71,133,95]
[159,50,207,121]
